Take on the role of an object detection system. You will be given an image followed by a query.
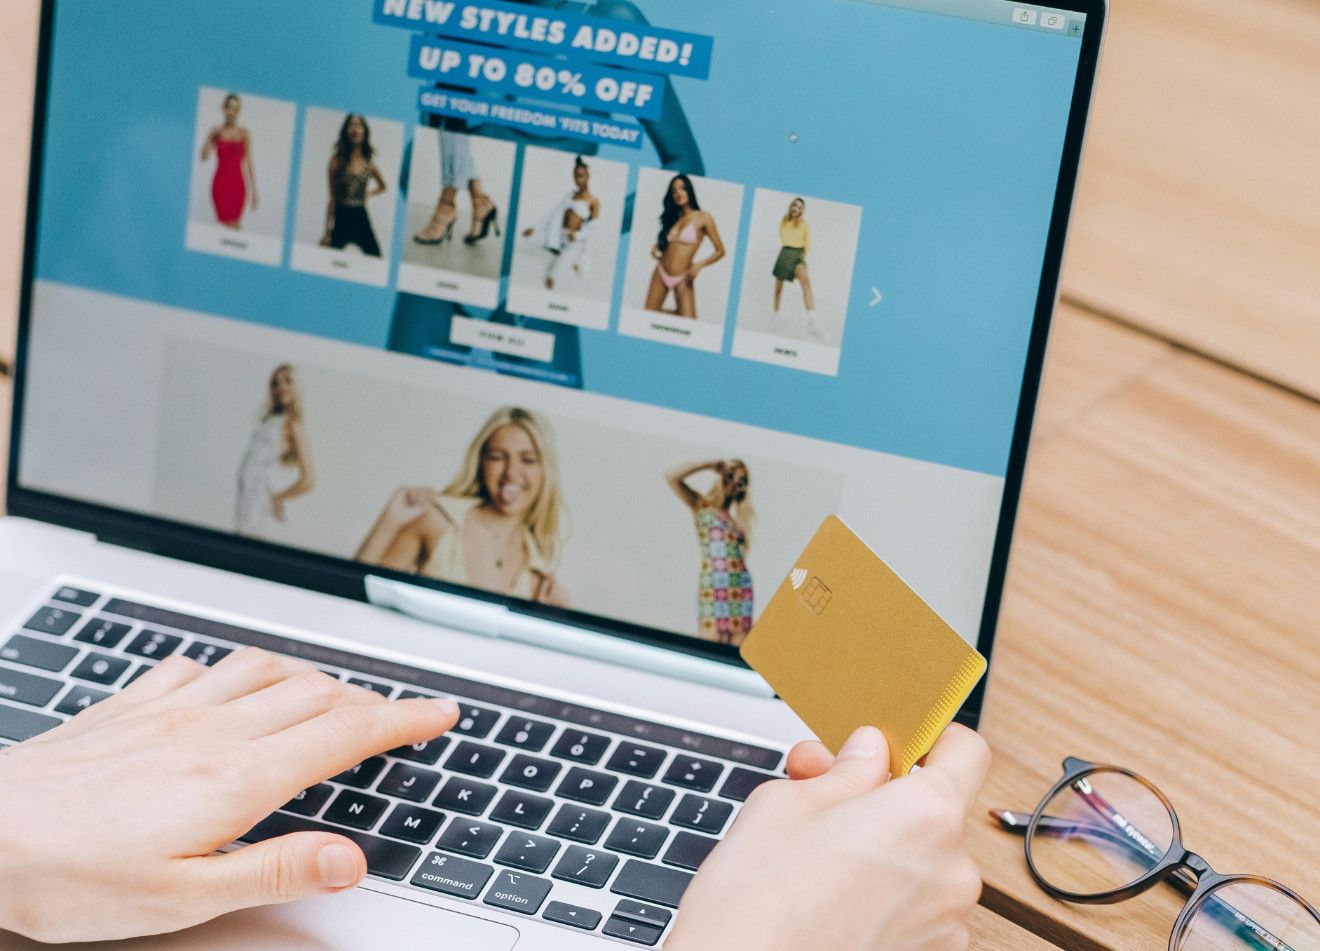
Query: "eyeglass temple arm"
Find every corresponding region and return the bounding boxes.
[992,795,1296,951]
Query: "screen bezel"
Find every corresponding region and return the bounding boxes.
[7,0,1108,725]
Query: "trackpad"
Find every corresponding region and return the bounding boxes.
[0,886,520,950]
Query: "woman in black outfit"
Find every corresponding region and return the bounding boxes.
[320,114,387,257]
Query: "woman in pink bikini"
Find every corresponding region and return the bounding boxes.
[645,174,727,319]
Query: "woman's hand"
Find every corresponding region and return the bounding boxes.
[0,649,458,944]
[669,725,990,951]
[380,486,437,529]
[319,231,333,248]
[682,263,704,286]
[532,572,570,609]
[650,244,662,261]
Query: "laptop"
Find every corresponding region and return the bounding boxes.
[2,0,1104,946]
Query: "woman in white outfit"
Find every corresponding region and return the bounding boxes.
[521,156,599,290]
[236,364,316,538]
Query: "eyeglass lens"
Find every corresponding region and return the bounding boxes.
[1027,768,1174,897]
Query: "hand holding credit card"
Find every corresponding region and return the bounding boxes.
[740,515,986,777]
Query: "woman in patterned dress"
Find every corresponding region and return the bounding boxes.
[666,459,756,646]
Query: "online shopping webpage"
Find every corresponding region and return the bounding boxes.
[20,0,1084,650]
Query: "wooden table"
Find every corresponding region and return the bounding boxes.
[1,2,1317,948]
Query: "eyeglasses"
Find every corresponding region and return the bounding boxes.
[992,757,1320,950]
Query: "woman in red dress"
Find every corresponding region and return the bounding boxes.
[199,93,257,229]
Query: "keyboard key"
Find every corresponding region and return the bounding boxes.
[453,703,500,738]
[0,666,63,707]
[282,783,334,817]
[670,794,734,835]
[603,916,664,946]
[500,754,562,792]
[377,763,441,803]
[433,777,497,816]
[389,735,450,766]
[662,831,719,871]
[494,717,555,752]
[551,845,618,888]
[54,685,110,715]
[606,743,666,779]
[380,804,446,844]
[662,755,724,793]
[719,766,778,802]
[614,781,676,821]
[183,641,232,667]
[445,740,506,779]
[543,900,602,930]
[0,703,62,742]
[610,859,693,909]
[324,790,389,831]
[72,618,131,649]
[547,804,611,844]
[332,756,387,788]
[124,664,154,687]
[494,832,560,873]
[605,819,668,859]
[490,790,553,830]
[70,652,131,686]
[483,868,552,915]
[411,851,493,899]
[549,729,610,765]
[1,634,79,673]
[51,586,99,607]
[347,677,394,698]
[613,898,672,928]
[124,630,183,660]
[437,818,503,859]
[241,813,420,881]
[23,606,81,637]
[556,766,618,806]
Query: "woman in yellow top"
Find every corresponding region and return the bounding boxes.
[355,406,570,607]
[772,197,821,339]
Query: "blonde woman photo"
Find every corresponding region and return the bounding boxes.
[772,196,821,339]
[356,406,570,607]
[236,364,316,538]
[666,458,756,646]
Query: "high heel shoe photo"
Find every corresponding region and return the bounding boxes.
[464,206,501,245]
[413,215,455,246]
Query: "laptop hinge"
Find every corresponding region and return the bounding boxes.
[365,576,774,698]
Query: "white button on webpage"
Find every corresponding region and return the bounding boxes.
[1041,12,1067,30]
[1012,8,1038,25]
[450,316,556,363]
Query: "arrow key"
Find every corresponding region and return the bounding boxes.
[543,900,602,930]
[603,915,664,946]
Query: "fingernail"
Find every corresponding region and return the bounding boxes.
[317,843,359,890]
[433,697,460,717]
[838,726,883,760]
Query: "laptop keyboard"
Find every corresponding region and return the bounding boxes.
[0,583,786,946]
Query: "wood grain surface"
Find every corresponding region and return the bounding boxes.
[1064,0,1320,399]
[1,2,1317,950]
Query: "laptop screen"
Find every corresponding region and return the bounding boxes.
[15,0,1094,661]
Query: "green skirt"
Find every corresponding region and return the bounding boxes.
[772,246,806,282]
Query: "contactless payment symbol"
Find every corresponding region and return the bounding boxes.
[799,576,833,615]
[789,567,808,590]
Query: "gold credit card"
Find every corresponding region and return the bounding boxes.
[740,515,986,776]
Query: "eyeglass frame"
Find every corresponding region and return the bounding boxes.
[1001,756,1319,951]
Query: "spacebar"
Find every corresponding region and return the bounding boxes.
[240,813,422,881]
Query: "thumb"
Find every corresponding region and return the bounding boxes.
[810,726,892,800]
[193,832,367,914]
